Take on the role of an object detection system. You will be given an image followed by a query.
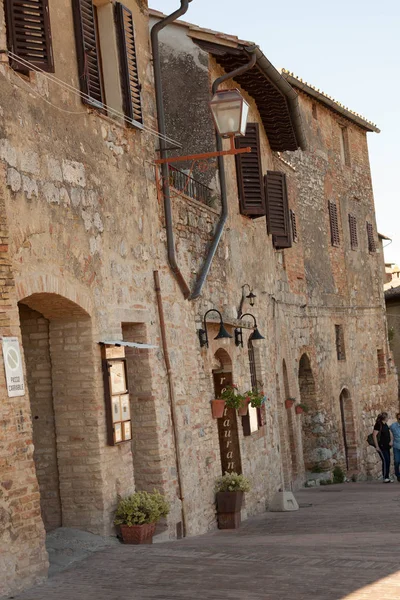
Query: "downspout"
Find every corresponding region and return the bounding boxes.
[154,271,188,538]
[151,2,193,300]
[190,46,258,300]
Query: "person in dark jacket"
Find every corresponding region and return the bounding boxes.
[373,412,393,483]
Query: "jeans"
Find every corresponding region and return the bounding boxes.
[393,447,400,478]
[377,447,390,479]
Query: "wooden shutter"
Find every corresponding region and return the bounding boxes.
[72,0,103,109]
[265,171,292,249]
[290,209,298,243]
[366,222,376,253]
[4,0,54,73]
[348,214,358,249]
[328,200,340,247]
[115,3,143,126]
[235,123,266,218]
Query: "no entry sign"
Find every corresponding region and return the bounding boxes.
[2,337,25,397]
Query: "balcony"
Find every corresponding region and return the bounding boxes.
[169,166,214,206]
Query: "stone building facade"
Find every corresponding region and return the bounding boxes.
[0,2,397,597]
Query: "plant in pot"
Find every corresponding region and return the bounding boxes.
[285,397,296,409]
[238,389,266,416]
[295,403,309,415]
[215,472,251,529]
[214,385,246,417]
[114,490,169,544]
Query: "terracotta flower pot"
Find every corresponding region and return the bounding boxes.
[295,406,304,415]
[285,399,295,409]
[120,522,156,544]
[238,398,251,416]
[211,399,226,419]
[216,491,244,529]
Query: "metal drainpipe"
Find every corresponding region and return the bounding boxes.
[151,1,193,300]
[190,46,258,300]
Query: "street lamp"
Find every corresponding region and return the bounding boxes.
[234,313,265,348]
[209,89,250,139]
[198,309,233,348]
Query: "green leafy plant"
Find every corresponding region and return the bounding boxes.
[333,466,345,484]
[219,385,246,410]
[297,403,309,412]
[215,472,251,493]
[114,490,169,526]
[244,389,266,408]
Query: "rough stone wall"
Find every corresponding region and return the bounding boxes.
[386,300,400,393]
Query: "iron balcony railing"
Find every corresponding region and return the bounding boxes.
[169,166,213,206]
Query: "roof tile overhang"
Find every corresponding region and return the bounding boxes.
[192,39,306,152]
[385,285,400,301]
[281,70,380,133]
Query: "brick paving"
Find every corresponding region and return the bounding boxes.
[8,483,400,600]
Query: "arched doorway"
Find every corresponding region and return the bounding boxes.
[18,292,100,532]
[298,354,319,471]
[212,348,242,475]
[339,388,358,472]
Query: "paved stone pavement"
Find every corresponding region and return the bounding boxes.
[8,483,400,600]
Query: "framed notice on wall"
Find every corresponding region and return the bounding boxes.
[101,348,133,446]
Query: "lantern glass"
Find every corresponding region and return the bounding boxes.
[210,89,249,138]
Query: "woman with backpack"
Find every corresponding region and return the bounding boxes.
[373,412,393,483]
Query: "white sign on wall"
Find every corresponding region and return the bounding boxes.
[2,337,25,397]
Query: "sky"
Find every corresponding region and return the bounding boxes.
[150,0,400,263]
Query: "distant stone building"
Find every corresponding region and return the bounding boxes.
[0,1,397,597]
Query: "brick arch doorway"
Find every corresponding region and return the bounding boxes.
[298,353,318,470]
[212,348,242,475]
[339,388,358,472]
[18,292,102,533]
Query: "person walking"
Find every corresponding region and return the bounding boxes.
[390,412,400,482]
[373,412,393,483]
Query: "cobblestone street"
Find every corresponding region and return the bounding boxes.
[8,483,400,600]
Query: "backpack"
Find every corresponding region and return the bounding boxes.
[367,423,382,447]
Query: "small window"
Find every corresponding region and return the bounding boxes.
[242,340,265,436]
[4,0,54,73]
[339,126,351,167]
[290,210,298,243]
[335,325,346,361]
[328,201,340,247]
[312,103,318,120]
[348,214,358,250]
[366,222,376,253]
[377,349,386,381]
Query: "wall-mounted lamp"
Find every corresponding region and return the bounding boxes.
[198,309,233,348]
[237,284,256,318]
[234,313,265,348]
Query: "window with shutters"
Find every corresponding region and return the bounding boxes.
[348,214,358,250]
[72,1,143,127]
[367,222,376,253]
[235,123,266,218]
[335,325,346,361]
[328,200,340,247]
[290,209,298,243]
[115,3,143,126]
[4,0,54,73]
[265,171,292,249]
[242,340,265,436]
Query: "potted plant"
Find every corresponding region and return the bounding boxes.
[295,403,308,415]
[215,472,251,529]
[114,490,169,544]
[211,385,243,418]
[211,398,226,418]
[285,397,296,409]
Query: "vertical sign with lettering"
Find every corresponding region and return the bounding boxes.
[213,372,242,475]
[2,337,25,397]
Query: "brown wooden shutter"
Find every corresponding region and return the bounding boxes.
[4,0,54,73]
[115,3,143,126]
[348,214,358,249]
[72,0,104,109]
[366,222,376,253]
[290,209,298,243]
[328,200,340,246]
[235,123,266,218]
[265,171,292,249]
